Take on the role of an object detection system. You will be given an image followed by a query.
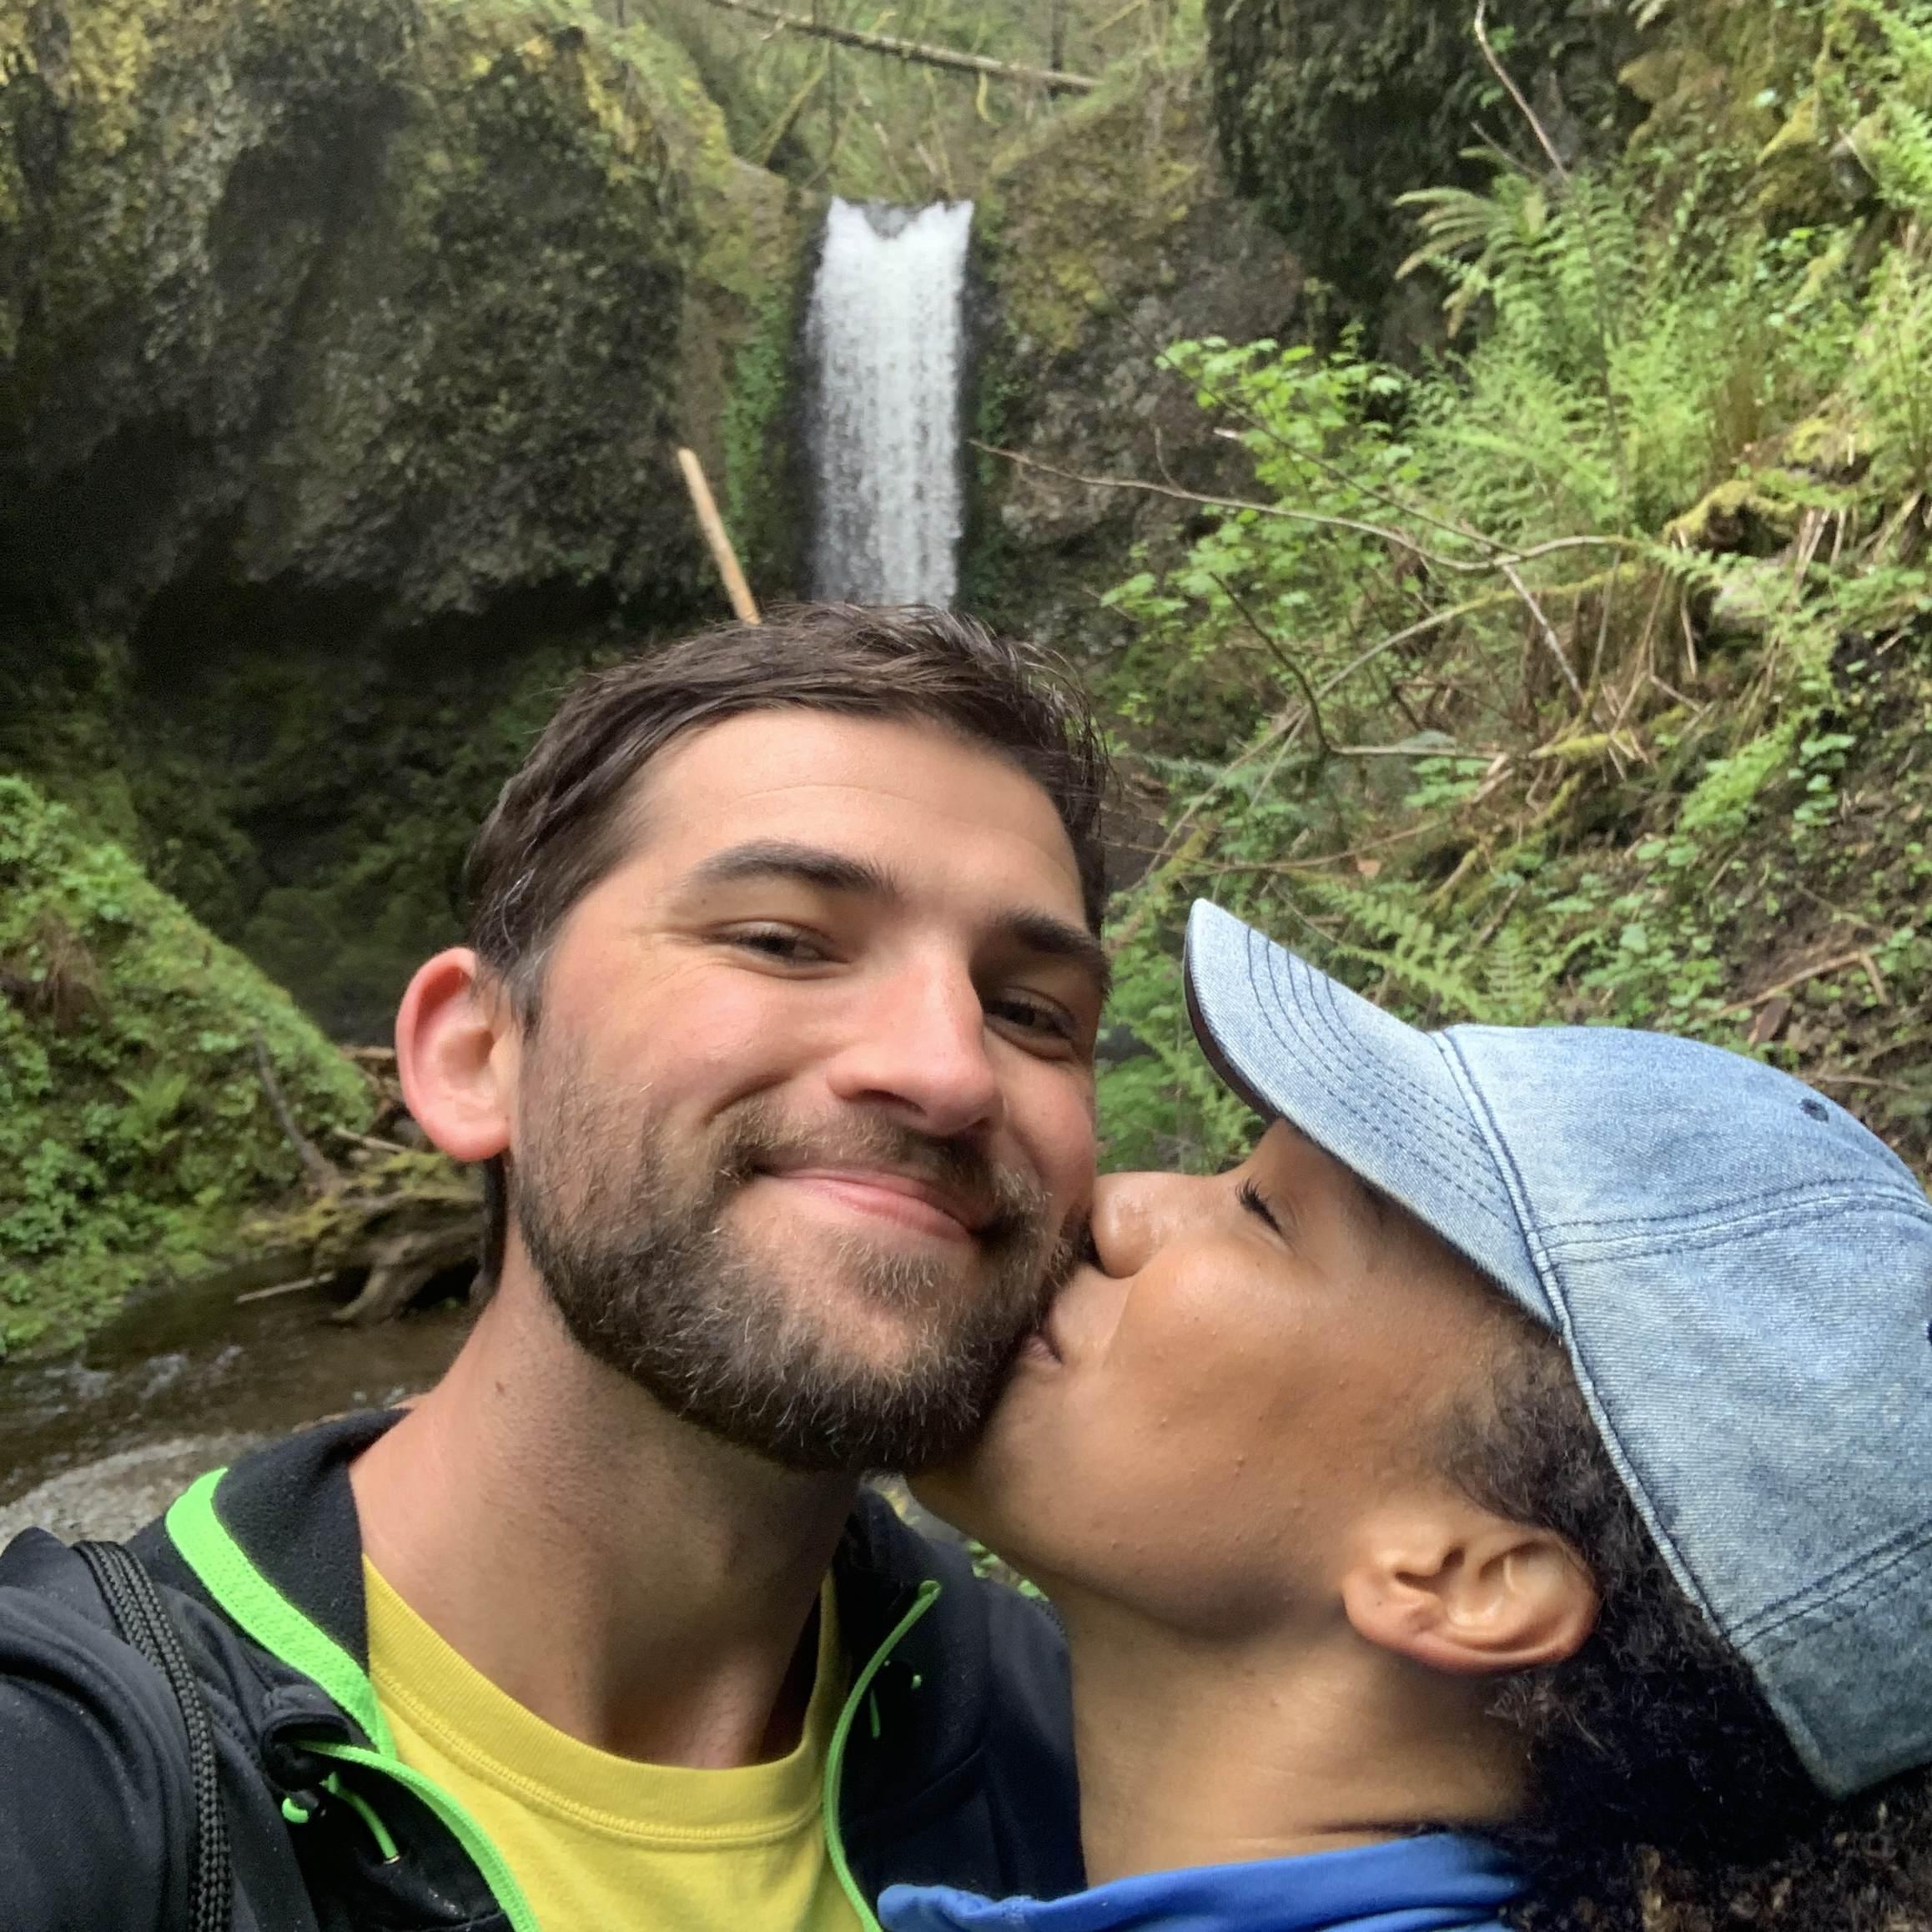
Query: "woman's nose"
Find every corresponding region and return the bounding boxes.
[1089,1168,1220,1276]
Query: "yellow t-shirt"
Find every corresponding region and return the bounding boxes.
[364,1558,864,1932]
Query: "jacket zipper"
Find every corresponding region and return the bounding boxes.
[166,1472,540,1932]
[170,1467,941,1932]
[309,1740,540,1932]
[822,1577,943,1932]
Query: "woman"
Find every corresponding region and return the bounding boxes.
[884,900,1932,1932]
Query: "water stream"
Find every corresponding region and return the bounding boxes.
[808,198,974,606]
[0,1276,467,1542]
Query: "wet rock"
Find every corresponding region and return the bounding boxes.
[0,1433,268,1546]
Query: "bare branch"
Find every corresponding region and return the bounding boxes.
[253,1030,343,1198]
[972,440,1638,575]
[1206,571,1334,757]
[1498,559,1585,701]
[1472,0,1569,181]
[690,0,1100,93]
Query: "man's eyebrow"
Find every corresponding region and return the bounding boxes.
[685,839,898,898]
[1002,909,1112,1002]
[683,839,1111,999]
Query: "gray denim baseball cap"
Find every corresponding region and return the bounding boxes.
[1182,897,1932,1799]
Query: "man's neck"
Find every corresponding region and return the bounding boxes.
[349,1274,858,1767]
[1055,1594,1527,1886]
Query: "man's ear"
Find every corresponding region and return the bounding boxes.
[1341,1502,1599,1678]
[395,948,518,1164]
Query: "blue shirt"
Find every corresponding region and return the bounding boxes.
[879,1833,1523,1932]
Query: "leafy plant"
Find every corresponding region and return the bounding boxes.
[1097,7,1932,1182]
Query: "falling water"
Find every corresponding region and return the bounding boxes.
[808,198,974,606]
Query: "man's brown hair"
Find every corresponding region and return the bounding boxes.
[461,601,1109,1286]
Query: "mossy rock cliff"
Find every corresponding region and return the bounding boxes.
[966,51,1300,732]
[0,0,813,1036]
[1204,0,1646,329]
[0,775,375,1356]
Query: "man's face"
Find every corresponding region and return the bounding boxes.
[500,709,1104,1472]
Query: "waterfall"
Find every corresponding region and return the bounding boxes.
[808,199,974,607]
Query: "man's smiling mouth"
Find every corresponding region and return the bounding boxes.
[758,1165,992,1244]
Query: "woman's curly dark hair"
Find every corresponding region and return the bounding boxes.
[1441,1308,1932,1931]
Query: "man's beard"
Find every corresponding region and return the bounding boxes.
[508,1050,1074,1475]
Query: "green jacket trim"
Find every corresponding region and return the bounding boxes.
[165,1469,394,1757]
[165,1468,541,1932]
[823,1577,943,1932]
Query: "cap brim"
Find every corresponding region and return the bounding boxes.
[1180,899,1553,1328]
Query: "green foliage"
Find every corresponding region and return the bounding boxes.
[0,778,373,1356]
[1099,6,1932,1181]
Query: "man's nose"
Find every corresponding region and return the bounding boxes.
[824,955,1003,1140]
[1089,1169,1215,1276]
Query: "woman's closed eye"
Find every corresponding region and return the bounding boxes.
[1238,1178,1285,1237]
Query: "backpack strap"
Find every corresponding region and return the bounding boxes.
[73,1538,233,1932]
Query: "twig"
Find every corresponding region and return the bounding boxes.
[676,448,761,625]
[1333,743,1492,759]
[1790,884,1884,935]
[1720,951,1873,1015]
[1500,559,1585,702]
[235,1273,332,1306]
[1207,572,1332,756]
[689,0,1100,91]
[1215,818,1457,875]
[1471,0,1633,523]
[972,441,1639,575]
[326,1125,418,1156]
[252,1030,343,1197]
[1472,0,1568,180]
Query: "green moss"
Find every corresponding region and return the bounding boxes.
[0,0,714,617]
[687,153,816,594]
[0,777,374,1355]
[2,0,827,1037]
[979,50,1210,360]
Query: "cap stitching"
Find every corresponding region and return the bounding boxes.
[1536,1181,1932,1240]
[1253,936,1509,1180]
[1540,1190,1932,1261]
[1245,935,1497,1173]
[1295,953,1495,1152]
[1732,1512,1932,1650]
[1240,941,1519,1233]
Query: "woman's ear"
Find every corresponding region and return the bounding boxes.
[395,948,517,1165]
[1341,1502,1599,1678]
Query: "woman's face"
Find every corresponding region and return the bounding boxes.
[917,1120,1515,1638]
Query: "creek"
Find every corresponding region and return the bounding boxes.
[0,1280,467,1544]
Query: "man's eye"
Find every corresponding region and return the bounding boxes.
[987,992,1078,1046]
[727,925,828,964]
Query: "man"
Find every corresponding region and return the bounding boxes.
[882,900,1932,1932]
[0,606,1107,1929]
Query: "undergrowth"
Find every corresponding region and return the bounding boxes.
[0,778,374,1355]
[1097,0,1932,1181]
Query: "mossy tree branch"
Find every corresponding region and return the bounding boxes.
[690,0,1101,94]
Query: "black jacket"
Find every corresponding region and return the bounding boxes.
[0,1410,1082,1929]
